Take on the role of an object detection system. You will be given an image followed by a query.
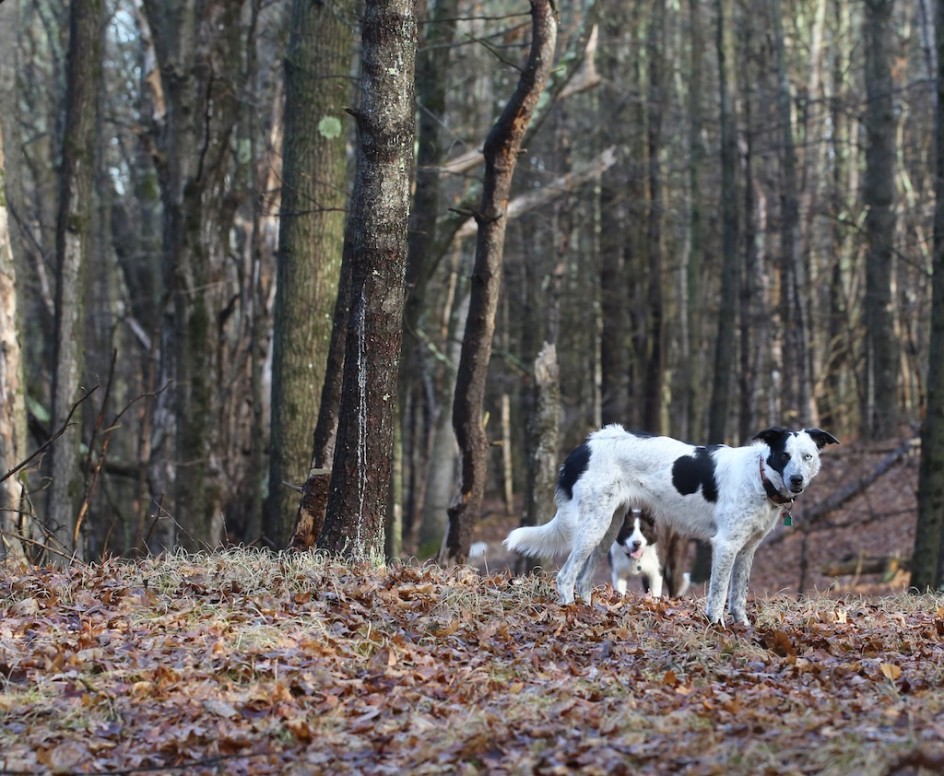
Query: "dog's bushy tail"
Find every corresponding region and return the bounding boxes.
[504,517,571,559]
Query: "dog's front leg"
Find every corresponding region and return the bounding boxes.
[705,536,738,625]
[728,541,761,625]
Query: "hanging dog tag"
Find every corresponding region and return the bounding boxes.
[783,513,793,527]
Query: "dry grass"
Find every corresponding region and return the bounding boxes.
[2,549,943,774]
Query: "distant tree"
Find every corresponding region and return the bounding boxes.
[0,115,28,563]
[862,0,898,440]
[399,0,460,555]
[771,0,814,426]
[266,0,353,548]
[707,0,739,446]
[643,0,666,432]
[911,0,944,592]
[142,0,246,550]
[441,0,558,564]
[317,0,417,560]
[46,0,103,561]
[679,0,706,441]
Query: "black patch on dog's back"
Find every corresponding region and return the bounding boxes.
[558,443,591,500]
[671,446,719,502]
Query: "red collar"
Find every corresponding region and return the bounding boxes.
[759,455,794,506]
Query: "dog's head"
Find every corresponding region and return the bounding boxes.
[615,508,657,559]
[754,427,839,498]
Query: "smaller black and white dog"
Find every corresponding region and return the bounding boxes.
[608,508,690,598]
[608,508,662,596]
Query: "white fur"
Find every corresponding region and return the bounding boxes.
[505,425,836,625]
[609,517,663,597]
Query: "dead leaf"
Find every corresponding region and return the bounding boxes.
[880,663,902,681]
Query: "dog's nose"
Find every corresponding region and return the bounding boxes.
[631,541,642,551]
[790,474,804,489]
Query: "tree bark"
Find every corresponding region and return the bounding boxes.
[771,0,814,428]
[707,0,739,446]
[643,0,665,432]
[518,342,559,574]
[317,0,417,561]
[47,0,103,561]
[912,0,944,592]
[862,0,899,440]
[0,114,28,563]
[441,0,557,565]
[680,0,705,441]
[266,0,353,548]
[142,0,245,551]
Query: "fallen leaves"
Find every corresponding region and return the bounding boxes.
[2,550,944,774]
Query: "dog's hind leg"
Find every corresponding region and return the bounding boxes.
[557,505,620,605]
[574,507,624,603]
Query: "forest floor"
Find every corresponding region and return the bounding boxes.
[2,435,941,775]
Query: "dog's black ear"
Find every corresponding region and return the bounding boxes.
[804,428,840,449]
[753,427,788,446]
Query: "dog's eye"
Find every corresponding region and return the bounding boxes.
[803,453,813,461]
[781,452,790,462]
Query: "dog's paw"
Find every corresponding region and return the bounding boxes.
[704,609,726,626]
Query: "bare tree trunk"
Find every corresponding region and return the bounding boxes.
[862,0,899,440]
[911,0,944,592]
[47,0,103,561]
[643,0,665,432]
[771,0,814,427]
[707,0,739,446]
[398,0,460,542]
[265,0,353,548]
[680,0,705,441]
[738,37,759,445]
[598,10,631,427]
[0,115,28,563]
[143,0,246,551]
[290,236,354,551]
[317,0,416,561]
[518,342,559,574]
[440,0,557,565]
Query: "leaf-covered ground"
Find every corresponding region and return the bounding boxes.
[2,551,943,775]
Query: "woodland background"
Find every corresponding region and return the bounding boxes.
[0,0,941,576]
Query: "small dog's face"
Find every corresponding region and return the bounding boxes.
[615,509,657,559]
[755,427,839,497]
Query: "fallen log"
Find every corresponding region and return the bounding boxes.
[821,554,911,577]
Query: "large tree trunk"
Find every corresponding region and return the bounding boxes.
[265,0,353,548]
[47,0,103,561]
[643,0,666,433]
[518,342,559,574]
[862,0,899,440]
[771,0,814,428]
[440,0,557,565]
[598,9,632,427]
[317,0,417,561]
[0,115,28,563]
[707,0,739,446]
[679,0,705,441]
[396,0,460,551]
[142,0,245,551]
[911,0,944,592]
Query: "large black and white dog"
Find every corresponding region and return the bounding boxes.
[505,425,838,624]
